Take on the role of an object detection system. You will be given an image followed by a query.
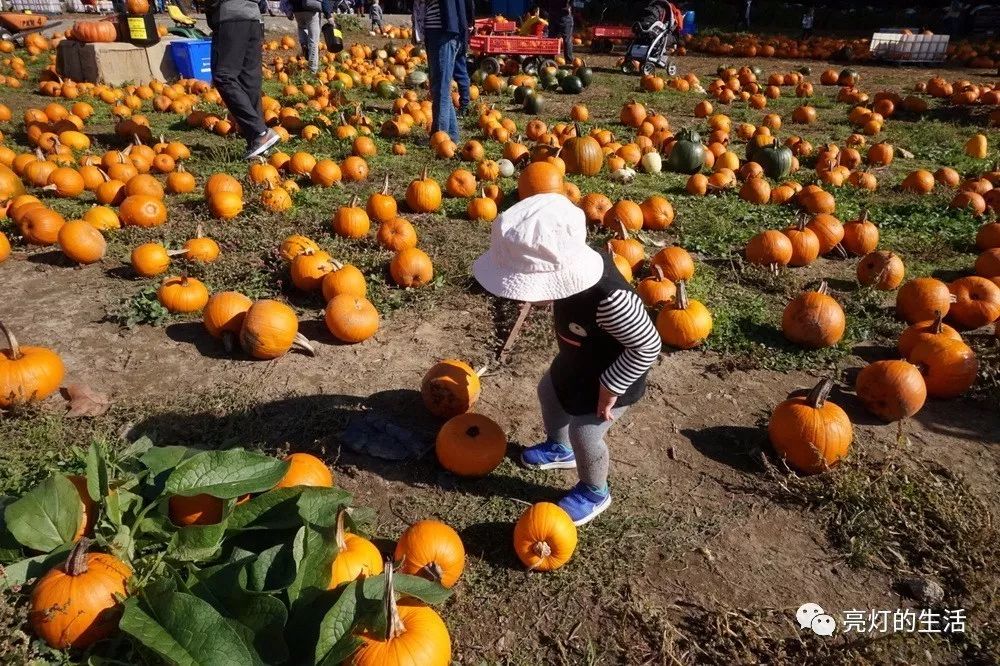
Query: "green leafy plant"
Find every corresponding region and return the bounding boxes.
[0,441,451,664]
[106,285,171,329]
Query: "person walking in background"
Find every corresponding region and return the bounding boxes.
[544,0,573,61]
[800,8,814,39]
[473,194,662,526]
[370,0,384,33]
[412,0,473,143]
[281,0,333,74]
[736,0,751,30]
[205,0,280,160]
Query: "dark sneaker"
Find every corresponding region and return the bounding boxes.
[244,129,280,160]
[558,483,612,526]
[521,441,576,470]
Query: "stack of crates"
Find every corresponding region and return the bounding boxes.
[869,29,949,64]
[12,0,63,12]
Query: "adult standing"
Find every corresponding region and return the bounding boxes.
[281,0,333,74]
[205,0,280,159]
[412,0,473,143]
[544,0,573,62]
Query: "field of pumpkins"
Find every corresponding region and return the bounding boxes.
[1,18,999,665]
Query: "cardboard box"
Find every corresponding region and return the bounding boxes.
[56,39,179,85]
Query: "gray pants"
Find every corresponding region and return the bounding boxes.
[294,11,320,73]
[538,372,627,488]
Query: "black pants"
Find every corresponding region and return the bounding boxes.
[211,20,266,141]
[549,15,573,61]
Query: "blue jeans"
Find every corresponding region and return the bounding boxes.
[454,37,470,110]
[424,29,460,143]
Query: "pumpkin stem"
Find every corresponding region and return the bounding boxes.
[0,321,22,360]
[381,172,390,195]
[653,265,665,282]
[465,425,480,438]
[195,223,204,239]
[350,194,359,208]
[615,219,629,241]
[834,243,848,259]
[292,333,316,357]
[166,249,189,257]
[806,378,834,409]
[335,507,348,550]
[65,537,92,576]
[859,208,869,224]
[931,311,943,334]
[531,540,552,562]
[383,562,407,641]
[675,279,689,310]
[420,166,428,181]
[816,280,830,295]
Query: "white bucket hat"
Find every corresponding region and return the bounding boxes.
[472,193,604,302]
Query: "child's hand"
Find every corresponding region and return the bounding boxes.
[597,384,618,421]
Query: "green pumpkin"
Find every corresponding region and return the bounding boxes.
[376,80,398,99]
[523,93,545,115]
[798,65,812,75]
[541,75,560,91]
[513,85,535,104]
[559,75,583,94]
[574,66,593,87]
[406,70,429,88]
[411,46,424,59]
[665,128,706,175]
[472,69,487,85]
[752,141,794,180]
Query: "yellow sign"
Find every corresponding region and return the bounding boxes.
[127,17,147,40]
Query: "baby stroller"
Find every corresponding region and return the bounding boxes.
[621,0,684,75]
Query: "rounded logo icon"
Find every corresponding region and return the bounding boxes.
[796,603,825,630]
[568,322,587,337]
[811,613,837,636]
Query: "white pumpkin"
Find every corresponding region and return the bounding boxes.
[497,159,516,178]
[640,151,662,174]
[611,167,637,184]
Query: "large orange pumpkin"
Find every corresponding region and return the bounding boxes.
[29,538,131,650]
[274,452,334,489]
[854,360,927,423]
[768,379,852,474]
[435,412,507,477]
[394,519,465,588]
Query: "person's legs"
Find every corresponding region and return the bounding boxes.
[212,21,268,142]
[559,16,574,61]
[235,21,266,137]
[426,29,461,143]
[454,37,470,112]
[294,11,320,72]
[558,405,627,525]
[522,372,576,469]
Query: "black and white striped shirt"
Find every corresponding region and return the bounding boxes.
[594,289,662,396]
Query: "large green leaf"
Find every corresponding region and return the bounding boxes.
[86,441,110,502]
[140,445,191,477]
[360,572,452,606]
[191,560,289,664]
[296,487,352,528]
[120,589,265,666]
[165,450,289,500]
[169,521,228,562]
[243,543,297,593]
[0,545,71,589]
[287,525,337,608]
[105,489,143,529]
[3,475,83,552]
[318,636,363,666]
[228,488,304,531]
[314,582,359,664]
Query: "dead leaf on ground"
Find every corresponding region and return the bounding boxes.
[61,384,112,418]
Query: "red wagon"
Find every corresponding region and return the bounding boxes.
[589,24,633,53]
[468,34,563,75]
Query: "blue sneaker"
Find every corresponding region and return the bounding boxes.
[558,483,612,526]
[520,441,576,470]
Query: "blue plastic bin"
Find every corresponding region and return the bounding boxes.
[170,39,213,82]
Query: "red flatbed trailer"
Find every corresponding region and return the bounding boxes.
[468,34,563,75]
[589,24,632,53]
